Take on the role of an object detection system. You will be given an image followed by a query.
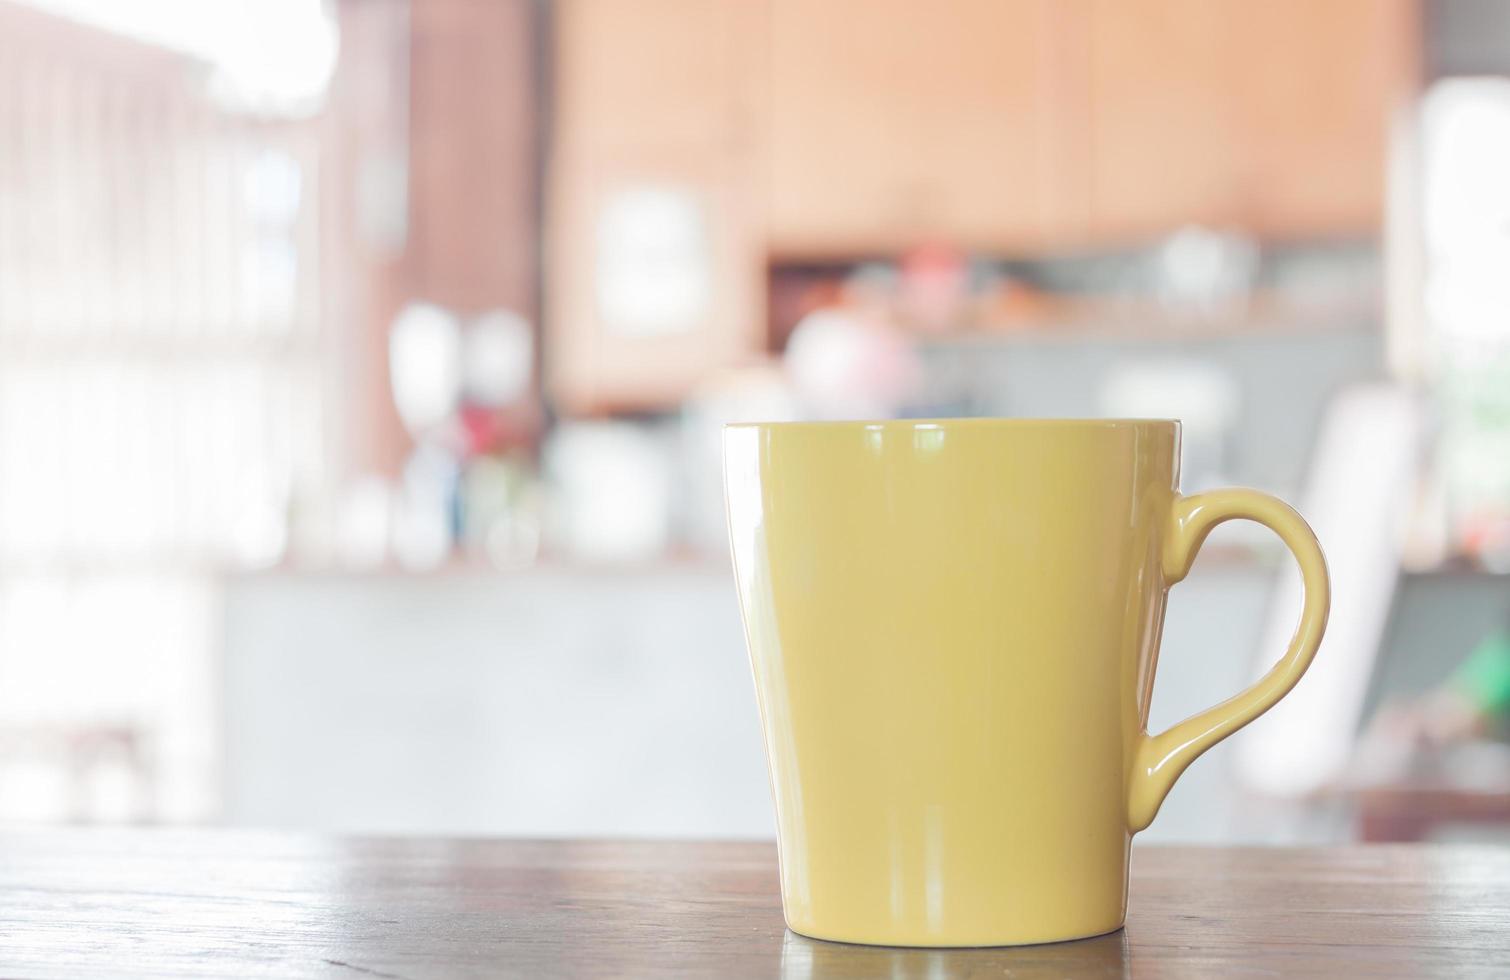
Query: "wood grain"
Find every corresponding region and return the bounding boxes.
[0,834,1506,978]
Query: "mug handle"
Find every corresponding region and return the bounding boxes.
[1127,488,1331,833]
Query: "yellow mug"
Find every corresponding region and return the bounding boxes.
[724,419,1328,947]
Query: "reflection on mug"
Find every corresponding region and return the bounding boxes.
[779,929,1132,980]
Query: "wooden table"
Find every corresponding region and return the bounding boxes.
[2,833,1507,978]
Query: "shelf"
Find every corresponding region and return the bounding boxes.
[921,298,1379,347]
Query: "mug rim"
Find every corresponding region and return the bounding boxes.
[724,417,1179,430]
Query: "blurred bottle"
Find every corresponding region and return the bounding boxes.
[545,422,672,563]
[460,454,541,570]
[336,476,393,569]
[1153,226,1258,321]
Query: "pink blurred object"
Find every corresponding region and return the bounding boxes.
[898,242,969,332]
[784,308,921,419]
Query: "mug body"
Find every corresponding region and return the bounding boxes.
[724,419,1180,946]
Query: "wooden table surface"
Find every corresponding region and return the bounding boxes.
[1,833,1508,978]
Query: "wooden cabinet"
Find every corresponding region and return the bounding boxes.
[1084,0,1239,240]
[1084,0,1417,242]
[765,0,1416,252]
[547,148,763,413]
[548,0,765,413]
[767,0,1075,254]
[1223,0,1418,238]
[553,0,752,152]
[547,0,1418,410]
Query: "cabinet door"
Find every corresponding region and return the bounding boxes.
[554,0,747,152]
[912,0,1078,249]
[549,0,765,413]
[547,150,761,413]
[767,0,1070,254]
[1228,0,1416,237]
[1083,0,1416,241]
[1084,0,1238,241]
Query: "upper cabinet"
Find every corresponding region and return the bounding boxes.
[767,0,1077,254]
[548,0,766,414]
[1085,0,1418,243]
[1222,0,1418,238]
[553,0,754,153]
[1083,0,1240,240]
[547,0,1418,410]
[763,0,1416,253]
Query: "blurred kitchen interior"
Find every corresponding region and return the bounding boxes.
[0,0,1508,845]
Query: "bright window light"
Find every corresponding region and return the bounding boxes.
[16,0,339,115]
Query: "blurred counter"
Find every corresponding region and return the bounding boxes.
[222,560,1297,841]
[221,561,771,838]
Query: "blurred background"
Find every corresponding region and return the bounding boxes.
[0,0,1507,846]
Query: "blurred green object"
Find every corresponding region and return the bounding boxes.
[1454,629,1510,718]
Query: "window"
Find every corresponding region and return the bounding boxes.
[0,8,334,821]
